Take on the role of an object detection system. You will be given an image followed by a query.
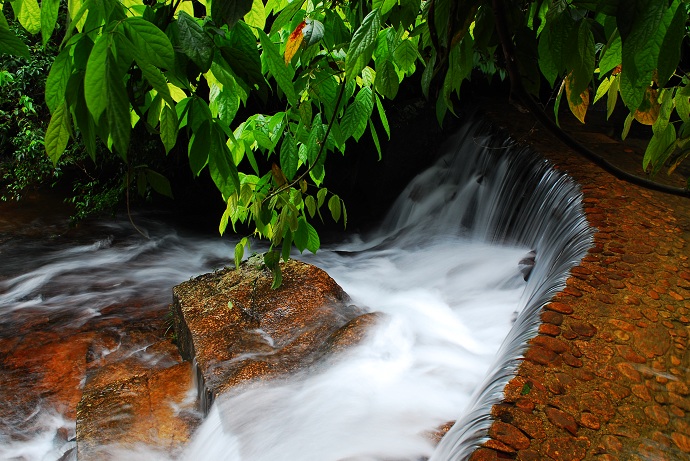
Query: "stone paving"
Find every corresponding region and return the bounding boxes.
[470,105,690,461]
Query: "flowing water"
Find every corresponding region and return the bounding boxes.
[0,118,593,460]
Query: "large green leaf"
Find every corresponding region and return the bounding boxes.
[244,0,266,30]
[208,122,241,200]
[393,39,418,75]
[279,134,298,180]
[375,59,399,99]
[84,33,109,120]
[0,10,29,57]
[106,51,130,158]
[188,119,211,175]
[145,169,173,198]
[619,0,666,110]
[177,11,214,72]
[566,20,595,103]
[160,103,178,154]
[12,0,41,34]
[657,0,685,87]
[123,17,175,70]
[45,102,72,165]
[345,9,380,81]
[599,30,621,76]
[219,21,264,88]
[340,86,374,141]
[643,123,676,174]
[212,0,253,29]
[258,30,297,106]
[40,0,59,44]
[537,23,558,86]
[45,47,72,112]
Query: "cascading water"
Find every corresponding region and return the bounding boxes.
[0,116,593,461]
[181,117,593,461]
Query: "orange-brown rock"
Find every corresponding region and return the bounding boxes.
[171,259,369,411]
[76,335,200,460]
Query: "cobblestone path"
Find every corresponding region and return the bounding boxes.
[470,106,690,461]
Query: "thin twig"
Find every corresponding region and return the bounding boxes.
[262,80,347,204]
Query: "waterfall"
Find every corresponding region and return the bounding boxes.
[182,116,594,460]
[423,119,594,460]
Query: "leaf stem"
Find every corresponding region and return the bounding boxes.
[262,79,347,204]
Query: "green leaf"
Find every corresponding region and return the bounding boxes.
[328,194,341,222]
[317,187,327,208]
[305,195,316,218]
[341,86,374,141]
[373,0,397,15]
[607,74,619,119]
[675,84,690,123]
[123,17,175,70]
[160,104,178,154]
[345,9,380,81]
[281,229,293,262]
[271,263,283,289]
[234,241,244,268]
[369,118,382,160]
[177,11,214,72]
[375,59,399,99]
[566,20,595,102]
[643,123,676,174]
[209,121,240,200]
[188,119,211,175]
[421,49,436,99]
[393,39,418,74]
[145,169,173,198]
[305,219,319,253]
[14,0,41,34]
[45,47,72,112]
[270,0,304,34]
[0,10,29,57]
[619,0,666,111]
[621,112,634,140]
[554,78,565,128]
[294,216,308,252]
[244,0,267,30]
[213,0,253,29]
[279,134,298,180]
[594,77,611,105]
[599,30,621,76]
[375,93,390,139]
[45,102,72,165]
[219,21,264,88]
[106,51,131,158]
[657,0,685,87]
[258,30,297,106]
[40,0,60,45]
[84,33,109,120]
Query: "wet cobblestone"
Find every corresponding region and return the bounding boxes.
[471,106,690,461]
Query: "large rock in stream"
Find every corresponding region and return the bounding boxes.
[75,259,378,459]
[171,258,378,413]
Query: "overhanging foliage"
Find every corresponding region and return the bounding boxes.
[1,0,689,283]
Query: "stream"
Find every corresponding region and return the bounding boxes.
[0,118,592,460]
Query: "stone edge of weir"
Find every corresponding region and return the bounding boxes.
[466,104,690,461]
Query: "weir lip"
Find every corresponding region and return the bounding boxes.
[465,104,690,461]
[427,117,595,460]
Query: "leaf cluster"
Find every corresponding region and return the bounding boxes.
[2,0,690,286]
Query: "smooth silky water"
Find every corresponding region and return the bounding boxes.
[0,118,593,460]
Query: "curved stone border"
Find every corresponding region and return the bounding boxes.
[469,107,690,461]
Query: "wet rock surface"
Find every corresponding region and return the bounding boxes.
[469,104,690,460]
[172,258,373,412]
